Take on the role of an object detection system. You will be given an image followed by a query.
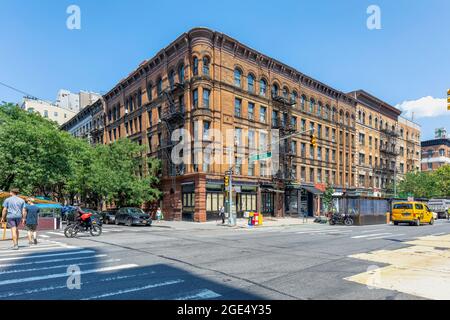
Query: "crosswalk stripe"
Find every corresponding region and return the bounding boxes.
[0,250,95,262]
[0,271,155,299]
[0,259,121,275]
[351,233,392,239]
[46,232,66,237]
[0,254,107,268]
[0,264,138,286]
[0,245,75,256]
[174,289,222,300]
[367,234,405,240]
[39,235,50,238]
[83,279,183,300]
[297,229,350,234]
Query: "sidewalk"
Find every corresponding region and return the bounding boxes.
[152,216,316,231]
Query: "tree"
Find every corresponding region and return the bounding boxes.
[322,184,335,214]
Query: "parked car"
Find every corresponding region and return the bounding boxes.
[115,207,152,226]
[391,202,434,226]
[101,210,117,224]
[427,199,450,219]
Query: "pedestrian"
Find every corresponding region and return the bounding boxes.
[22,198,40,246]
[219,206,225,224]
[156,207,163,223]
[0,188,26,250]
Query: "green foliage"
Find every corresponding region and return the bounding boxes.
[322,184,335,213]
[398,167,450,198]
[0,104,161,207]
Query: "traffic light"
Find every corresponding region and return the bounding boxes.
[224,175,229,187]
[310,135,317,147]
[447,89,450,111]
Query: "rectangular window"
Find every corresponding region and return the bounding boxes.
[235,98,242,117]
[310,144,314,159]
[235,157,242,175]
[193,89,198,108]
[325,127,329,139]
[291,140,297,155]
[301,166,306,182]
[301,143,306,158]
[259,132,268,152]
[235,127,242,146]
[203,89,210,108]
[203,121,211,140]
[309,168,315,183]
[332,129,336,142]
[325,148,330,162]
[260,106,267,123]
[248,130,256,150]
[248,102,255,120]
[272,110,278,127]
[317,169,322,183]
[290,116,297,129]
[317,147,322,160]
[359,133,365,145]
[317,124,322,138]
[301,119,306,132]
[248,162,255,176]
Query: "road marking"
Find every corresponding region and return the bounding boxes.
[0,259,121,275]
[0,245,76,256]
[0,250,95,262]
[83,279,184,300]
[351,233,392,239]
[0,254,107,268]
[39,235,50,238]
[296,229,350,234]
[174,289,222,300]
[431,232,446,236]
[0,264,138,286]
[46,232,66,237]
[367,234,405,240]
[0,271,156,299]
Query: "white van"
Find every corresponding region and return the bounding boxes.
[427,199,450,219]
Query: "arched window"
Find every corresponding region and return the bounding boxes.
[157,78,163,97]
[317,102,322,117]
[358,110,362,122]
[309,98,315,113]
[301,95,306,110]
[193,56,199,76]
[362,112,366,124]
[374,118,378,129]
[369,115,373,126]
[271,83,279,98]
[247,74,255,93]
[178,64,185,84]
[339,110,344,124]
[291,91,298,105]
[332,107,337,121]
[259,79,267,96]
[203,56,210,76]
[324,105,330,119]
[345,112,350,126]
[137,88,142,107]
[146,82,152,101]
[282,86,289,99]
[168,70,175,89]
[234,68,242,87]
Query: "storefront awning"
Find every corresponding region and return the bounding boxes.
[302,186,324,195]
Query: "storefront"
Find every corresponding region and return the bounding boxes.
[285,185,323,217]
[181,182,195,221]
[206,183,225,220]
[260,185,275,216]
[236,185,257,218]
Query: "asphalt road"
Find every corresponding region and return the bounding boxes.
[1,219,450,300]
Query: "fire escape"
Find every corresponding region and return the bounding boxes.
[157,82,186,193]
[271,94,296,184]
[378,125,400,193]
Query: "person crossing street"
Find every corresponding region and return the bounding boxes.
[22,198,40,246]
[1,188,26,250]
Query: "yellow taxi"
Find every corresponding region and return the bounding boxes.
[391,202,434,226]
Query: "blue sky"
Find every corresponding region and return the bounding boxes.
[0,0,449,140]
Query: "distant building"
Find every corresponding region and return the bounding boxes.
[21,97,77,125]
[21,89,101,126]
[60,99,105,145]
[56,89,101,112]
[421,129,450,171]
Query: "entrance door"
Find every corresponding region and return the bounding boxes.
[261,192,274,216]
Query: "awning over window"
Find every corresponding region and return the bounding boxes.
[302,186,324,195]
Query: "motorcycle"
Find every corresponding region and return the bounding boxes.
[64,213,102,238]
[329,212,354,226]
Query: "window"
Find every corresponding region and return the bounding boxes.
[248,162,255,176]
[44,110,48,118]
[359,133,365,146]
[234,98,242,117]
[235,157,242,175]
[325,148,330,162]
[203,57,210,76]
[248,130,256,149]
[157,78,163,97]
[203,121,211,140]
[178,64,185,84]
[317,169,322,183]
[439,149,445,156]
[234,68,242,87]
[325,127,330,138]
[324,105,330,119]
[309,168,315,182]
[235,127,242,146]
[193,57,199,76]
[309,98,315,113]
[54,112,58,117]
[291,140,297,155]
[301,95,306,110]
[248,74,255,93]
[168,70,175,89]
[282,87,289,99]
[301,166,306,181]
[259,132,268,152]
[137,89,142,107]
[428,163,432,170]
[301,143,306,157]
[317,124,322,138]
[193,89,198,108]
[301,119,306,131]
[291,91,298,105]
[203,89,210,108]
[317,102,322,116]
[272,110,279,127]
[259,106,267,123]
[271,83,279,98]
[147,82,152,101]
[290,116,297,129]
[317,147,322,160]
[248,102,255,120]
[359,153,365,166]
[259,79,267,96]
[310,144,314,159]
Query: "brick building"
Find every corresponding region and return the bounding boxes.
[349,90,421,197]
[421,131,450,171]
[72,27,422,222]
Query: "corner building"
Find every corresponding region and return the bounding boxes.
[103,28,377,222]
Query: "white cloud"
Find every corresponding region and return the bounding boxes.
[395,96,447,118]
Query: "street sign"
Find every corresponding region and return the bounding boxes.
[249,152,272,162]
[233,186,241,193]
